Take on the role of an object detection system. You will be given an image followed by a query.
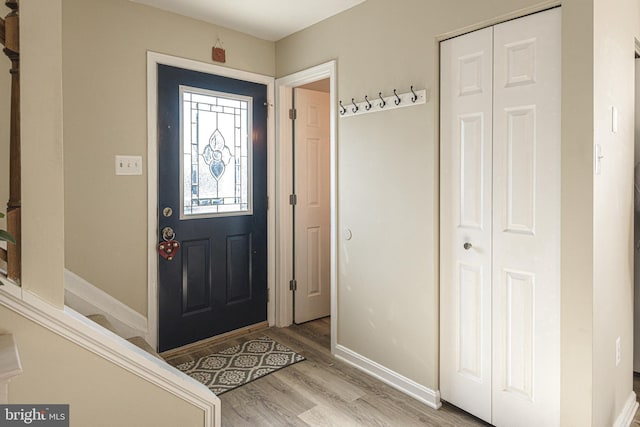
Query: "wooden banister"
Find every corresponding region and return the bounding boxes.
[1,0,19,283]
[0,17,5,47]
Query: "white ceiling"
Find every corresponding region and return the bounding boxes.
[131,0,366,42]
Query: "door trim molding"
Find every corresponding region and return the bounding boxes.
[434,0,560,42]
[274,61,337,353]
[146,51,276,350]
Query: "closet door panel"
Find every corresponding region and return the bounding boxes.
[491,8,561,427]
[440,26,493,424]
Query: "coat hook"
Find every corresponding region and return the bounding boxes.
[339,100,346,116]
[351,98,359,113]
[378,92,386,109]
[364,95,372,111]
[410,86,418,103]
[393,89,401,106]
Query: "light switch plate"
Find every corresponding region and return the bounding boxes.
[115,155,143,176]
[612,106,619,133]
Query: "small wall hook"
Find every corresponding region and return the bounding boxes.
[339,100,346,116]
[410,86,418,103]
[378,92,386,109]
[351,98,359,113]
[364,95,372,111]
[393,89,401,106]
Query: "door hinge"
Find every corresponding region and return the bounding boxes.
[289,194,297,206]
[289,108,297,120]
[289,279,297,291]
[266,196,269,210]
[267,288,270,303]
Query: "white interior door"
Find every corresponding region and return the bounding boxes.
[491,9,561,426]
[441,8,560,426]
[440,26,494,423]
[293,87,331,323]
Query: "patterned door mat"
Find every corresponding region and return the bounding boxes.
[174,335,305,395]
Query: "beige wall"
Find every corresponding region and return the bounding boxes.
[21,0,65,305]
[560,1,594,425]
[0,305,205,426]
[62,0,276,315]
[592,0,640,424]
[276,0,560,393]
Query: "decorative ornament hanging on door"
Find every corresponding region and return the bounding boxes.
[158,226,180,261]
[202,129,232,181]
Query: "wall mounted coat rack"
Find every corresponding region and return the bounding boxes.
[339,86,427,118]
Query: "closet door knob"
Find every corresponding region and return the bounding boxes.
[463,242,472,250]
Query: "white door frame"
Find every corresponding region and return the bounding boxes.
[275,61,337,353]
[146,51,276,350]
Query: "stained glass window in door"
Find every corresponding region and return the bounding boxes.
[180,85,252,218]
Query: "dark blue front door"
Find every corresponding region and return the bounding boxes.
[157,64,268,352]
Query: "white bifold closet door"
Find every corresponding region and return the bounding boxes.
[440,8,560,427]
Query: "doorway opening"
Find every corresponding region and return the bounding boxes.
[275,61,337,354]
[291,80,331,324]
[146,52,276,351]
[155,65,269,352]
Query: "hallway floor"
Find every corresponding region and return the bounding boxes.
[166,318,488,426]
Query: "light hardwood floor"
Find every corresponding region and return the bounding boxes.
[165,318,489,426]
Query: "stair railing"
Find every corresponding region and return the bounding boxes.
[0,0,20,284]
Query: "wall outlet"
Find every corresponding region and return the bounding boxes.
[115,155,143,176]
[616,336,621,366]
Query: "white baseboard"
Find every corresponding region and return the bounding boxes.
[334,344,441,409]
[614,391,639,427]
[64,269,148,341]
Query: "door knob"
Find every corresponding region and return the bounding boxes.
[463,242,472,250]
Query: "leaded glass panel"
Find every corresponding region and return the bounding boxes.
[180,85,252,218]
